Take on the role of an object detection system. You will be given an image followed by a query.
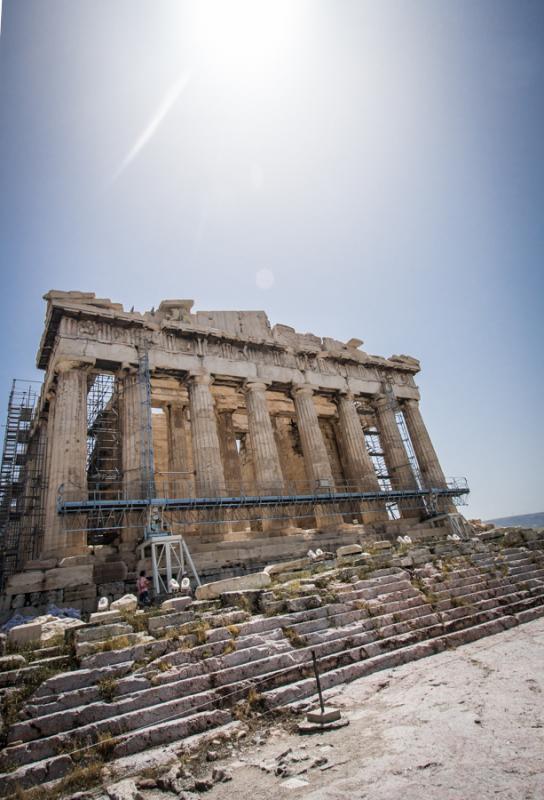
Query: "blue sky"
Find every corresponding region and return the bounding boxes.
[0,1,542,519]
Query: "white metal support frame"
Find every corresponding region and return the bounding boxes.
[139,534,201,595]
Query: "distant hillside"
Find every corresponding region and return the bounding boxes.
[486,512,544,529]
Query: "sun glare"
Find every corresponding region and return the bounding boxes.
[194,0,303,79]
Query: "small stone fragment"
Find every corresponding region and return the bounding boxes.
[212,767,232,783]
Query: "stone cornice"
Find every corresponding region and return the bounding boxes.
[36,293,421,379]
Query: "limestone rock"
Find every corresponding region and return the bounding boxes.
[336,544,363,557]
[8,621,42,647]
[110,594,138,613]
[58,555,93,567]
[264,558,310,576]
[195,572,271,600]
[0,654,27,671]
[105,779,143,800]
[41,616,85,644]
[5,571,45,595]
[43,566,94,591]
[160,596,192,612]
[75,623,133,644]
[89,610,122,625]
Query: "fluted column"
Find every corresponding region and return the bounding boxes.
[187,374,226,497]
[336,392,387,523]
[402,400,446,488]
[217,409,243,494]
[167,403,195,498]
[292,384,335,487]
[42,364,88,558]
[120,371,146,495]
[373,393,420,519]
[292,383,342,529]
[118,371,149,564]
[337,392,380,491]
[402,399,455,512]
[245,382,285,493]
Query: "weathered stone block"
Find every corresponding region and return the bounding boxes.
[336,544,363,557]
[196,572,271,600]
[89,610,123,625]
[58,555,93,567]
[98,581,126,597]
[11,594,26,609]
[64,583,96,602]
[264,558,310,576]
[43,566,94,591]
[0,654,26,671]
[110,594,138,612]
[75,622,133,644]
[8,622,42,647]
[160,596,192,612]
[94,561,128,584]
[24,559,57,570]
[148,611,192,633]
[219,590,261,612]
[5,571,45,595]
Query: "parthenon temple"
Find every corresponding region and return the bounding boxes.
[0,291,468,610]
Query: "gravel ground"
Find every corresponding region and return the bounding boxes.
[205,618,544,800]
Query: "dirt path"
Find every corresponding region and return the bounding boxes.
[205,618,544,800]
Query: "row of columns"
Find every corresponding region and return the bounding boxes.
[40,364,451,558]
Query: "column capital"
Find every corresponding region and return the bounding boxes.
[244,380,270,394]
[187,371,213,387]
[291,382,314,398]
[337,388,356,402]
[54,358,95,375]
[373,393,392,409]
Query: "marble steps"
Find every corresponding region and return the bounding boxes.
[10,573,541,754]
[3,578,544,792]
[3,552,544,793]
[260,615,521,711]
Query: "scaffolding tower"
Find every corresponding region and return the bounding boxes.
[0,380,45,589]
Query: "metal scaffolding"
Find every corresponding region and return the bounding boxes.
[57,476,470,535]
[0,380,46,588]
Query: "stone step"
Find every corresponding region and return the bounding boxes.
[261,615,523,711]
[5,592,544,792]
[0,709,233,796]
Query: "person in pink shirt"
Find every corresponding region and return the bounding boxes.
[137,570,150,606]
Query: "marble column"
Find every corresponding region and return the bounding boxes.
[337,392,380,491]
[402,399,455,512]
[42,364,88,558]
[292,383,343,529]
[119,371,148,564]
[245,382,288,531]
[402,400,447,488]
[217,409,243,494]
[120,371,146,496]
[373,393,420,519]
[292,384,335,488]
[336,392,387,523]
[245,382,285,493]
[166,403,195,498]
[187,374,226,497]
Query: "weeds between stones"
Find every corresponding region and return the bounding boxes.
[97,675,118,703]
[1,665,63,744]
[281,626,307,649]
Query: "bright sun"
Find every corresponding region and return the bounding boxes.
[193,0,304,79]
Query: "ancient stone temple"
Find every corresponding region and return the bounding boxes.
[0,291,468,610]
